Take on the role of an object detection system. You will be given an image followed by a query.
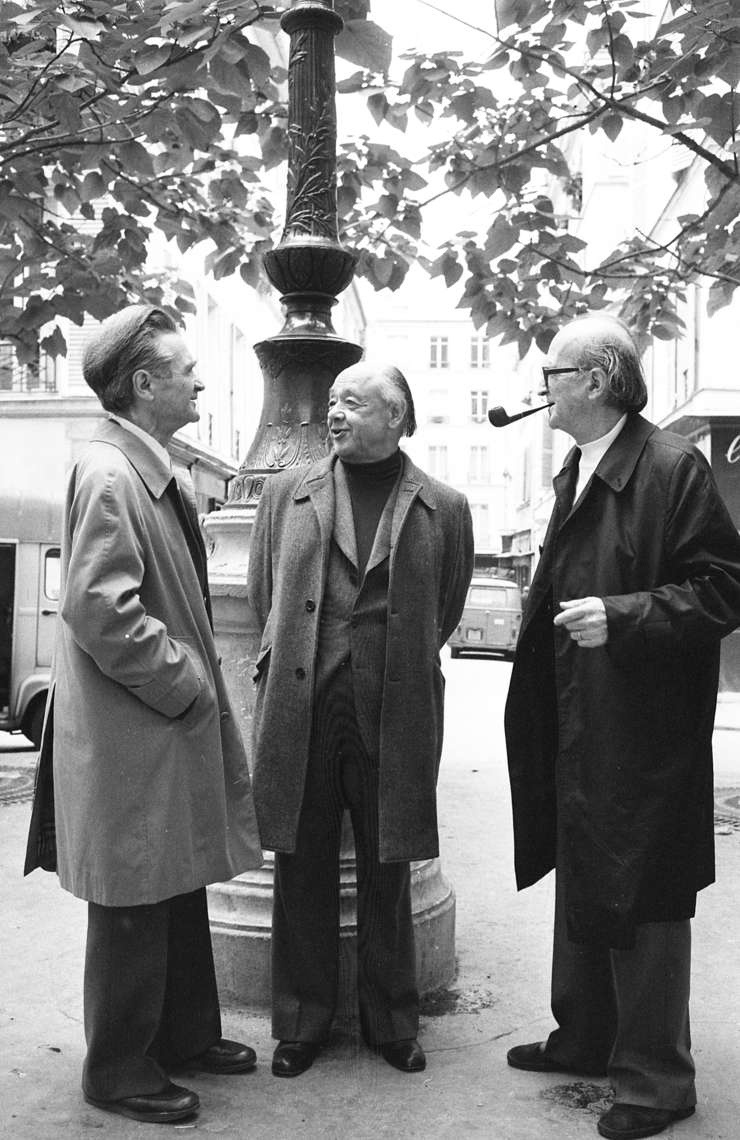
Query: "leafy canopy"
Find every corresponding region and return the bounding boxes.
[1,0,738,362]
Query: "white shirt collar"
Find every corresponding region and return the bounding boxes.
[108,413,172,472]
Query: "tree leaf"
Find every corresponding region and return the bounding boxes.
[335,20,392,73]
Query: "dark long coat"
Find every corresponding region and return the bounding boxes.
[247,452,474,863]
[505,414,740,948]
[24,419,262,905]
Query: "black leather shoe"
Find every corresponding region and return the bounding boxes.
[190,1038,257,1074]
[507,1040,607,1076]
[84,1081,199,1123]
[379,1039,426,1073]
[598,1103,695,1139]
[271,1040,321,1078]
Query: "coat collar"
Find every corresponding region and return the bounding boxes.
[292,452,438,510]
[292,451,438,562]
[522,414,658,639]
[90,417,173,500]
[592,413,655,492]
[551,414,655,510]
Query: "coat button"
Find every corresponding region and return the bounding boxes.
[305,599,316,612]
[220,710,230,721]
[295,667,306,680]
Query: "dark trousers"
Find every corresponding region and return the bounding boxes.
[546,877,696,1110]
[272,672,418,1045]
[83,887,221,1101]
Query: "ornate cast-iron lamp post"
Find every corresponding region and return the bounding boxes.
[203,0,455,1008]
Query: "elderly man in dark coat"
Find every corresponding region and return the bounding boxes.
[25,305,263,1125]
[504,315,740,1140]
[248,361,474,1079]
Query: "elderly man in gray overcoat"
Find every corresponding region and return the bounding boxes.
[504,315,740,1140]
[247,361,474,1079]
[25,305,263,1125]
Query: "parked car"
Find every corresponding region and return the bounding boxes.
[448,575,523,661]
[0,494,61,747]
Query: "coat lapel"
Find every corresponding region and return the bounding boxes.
[332,458,358,569]
[390,453,436,554]
[295,456,336,561]
[553,445,581,527]
[365,485,397,575]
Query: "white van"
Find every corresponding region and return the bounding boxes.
[447,575,523,661]
[0,495,61,746]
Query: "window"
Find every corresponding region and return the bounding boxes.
[469,446,490,483]
[427,389,449,424]
[470,502,490,547]
[0,340,54,393]
[430,336,449,369]
[470,336,490,369]
[230,325,245,460]
[44,549,61,601]
[428,445,448,481]
[541,418,553,487]
[521,445,531,504]
[468,584,507,607]
[470,390,489,423]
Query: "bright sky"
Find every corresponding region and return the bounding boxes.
[369,0,498,57]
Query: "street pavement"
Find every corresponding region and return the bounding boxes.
[1,653,739,1140]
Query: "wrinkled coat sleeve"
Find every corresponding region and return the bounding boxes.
[439,496,475,646]
[603,448,740,657]
[62,462,203,718]
[247,477,274,636]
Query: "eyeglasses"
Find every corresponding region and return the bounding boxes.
[541,366,584,392]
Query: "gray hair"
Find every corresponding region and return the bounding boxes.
[82,305,179,412]
[373,363,417,438]
[570,316,648,413]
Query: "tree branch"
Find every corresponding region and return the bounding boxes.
[1,31,79,127]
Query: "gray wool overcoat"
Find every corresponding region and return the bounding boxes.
[247,452,474,863]
[24,418,262,905]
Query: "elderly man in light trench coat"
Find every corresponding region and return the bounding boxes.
[248,361,474,1079]
[25,305,262,1125]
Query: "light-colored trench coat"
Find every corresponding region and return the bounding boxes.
[25,418,262,906]
[247,452,474,863]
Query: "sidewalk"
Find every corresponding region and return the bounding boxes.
[1,661,739,1139]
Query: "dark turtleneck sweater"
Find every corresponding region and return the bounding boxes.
[341,450,403,576]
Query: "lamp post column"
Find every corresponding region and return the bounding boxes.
[204,0,455,1009]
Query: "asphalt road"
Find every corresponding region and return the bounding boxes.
[1,652,739,1139]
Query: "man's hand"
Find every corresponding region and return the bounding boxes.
[553,597,608,648]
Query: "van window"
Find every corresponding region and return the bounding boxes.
[44,548,61,601]
[468,584,508,607]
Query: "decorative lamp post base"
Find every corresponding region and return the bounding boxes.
[208,855,456,1011]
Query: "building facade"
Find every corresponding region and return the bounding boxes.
[362,269,528,568]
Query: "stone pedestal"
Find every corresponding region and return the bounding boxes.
[208,851,456,1013]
